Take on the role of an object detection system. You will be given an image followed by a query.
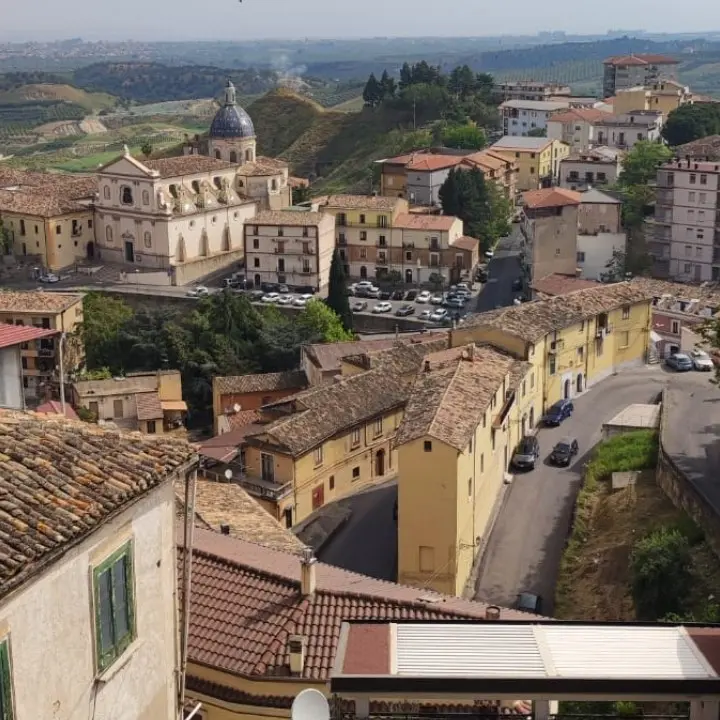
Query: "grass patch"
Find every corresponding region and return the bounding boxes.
[555,430,720,621]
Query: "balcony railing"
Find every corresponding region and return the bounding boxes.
[202,469,292,502]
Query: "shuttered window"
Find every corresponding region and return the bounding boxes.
[0,639,14,720]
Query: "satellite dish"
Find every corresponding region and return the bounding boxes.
[291,689,329,720]
[233,403,241,413]
[224,469,233,481]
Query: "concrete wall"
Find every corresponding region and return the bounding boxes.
[577,232,627,281]
[0,481,178,720]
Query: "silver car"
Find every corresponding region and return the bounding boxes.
[691,349,714,371]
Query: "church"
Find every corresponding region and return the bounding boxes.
[92,81,292,285]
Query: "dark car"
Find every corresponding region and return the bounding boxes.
[405,290,418,301]
[379,291,392,300]
[549,437,579,466]
[249,290,265,302]
[391,290,405,301]
[445,297,465,309]
[543,399,574,426]
[511,277,523,292]
[395,304,415,317]
[511,435,540,471]
[476,268,488,283]
[665,352,693,372]
[516,592,542,614]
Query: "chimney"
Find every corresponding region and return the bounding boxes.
[424,359,431,373]
[220,524,230,535]
[485,605,501,621]
[288,635,306,676]
[300,547,317,596]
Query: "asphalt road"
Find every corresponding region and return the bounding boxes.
[475,226,525,313]
[472,366,704,615]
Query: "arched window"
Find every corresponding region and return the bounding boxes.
[214,149,222,160]
[213,176,222,189]
[271,178,277,191]
[245,149,252,161]
[229,150,238,163]
[169,184,178,199]
[144,231,152,248]
[191,180,200,194]
[103,185,110,199]
[121,186,133,205]
[142,189,150,205]
[105,226,113,243]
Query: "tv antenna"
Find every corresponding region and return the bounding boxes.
[291,689,330,720]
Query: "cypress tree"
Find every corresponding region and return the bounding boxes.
[325,248,352,332]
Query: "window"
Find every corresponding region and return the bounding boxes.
[146,420,156,434]
[697,229,704,240]
[577,346,584,360]
[271,179,277,191]
[689,191,696,202]
[302,259,311,273]
[142,190,150,205]
[374,418,382,436]
[93,542,135,672]
[549,355,556,375]
[700,193,707,203]
[555,248,560,256]
[253,258,260,267]
[378,235,386,247]
[360,247,367,259]
[277,258,285,272]
[302,242,310,254]
[277,227,284,237]
[360,231,367,241]
[424,440,432,452]
[622,306,630,320]
[106,226,113,243]
[103,185,111,199]
[0,638,14,718]
[688,209,695,219]
[529,166,535,174]
[359,214,366,224]
[576,251,585,262]
[419,546,434,573]
[121,186,133,205]
[329,475,335,490]
[699,211,706,221]
[405,251,412,262]
[253,238,259,249]
[113,399,123,418]
[690,174,697,184]
[685,244,692,256]
[480,453,485,473]
[619,331,630,349]
[684,262,692,273]
[530,372,534,389]
[700,174,708,185]
[143,231,151,248]
[352,466,360,481]
[468,478,473,498]
[55,225,61,235]
[522,380,526,397]
[277,241,285,253]
[491,429,496,451]
[696,246,703,258]
[671,320,680,334]
[351,428,361,447]
[314,446,323,466]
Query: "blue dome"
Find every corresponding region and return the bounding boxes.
[209,81,255,139]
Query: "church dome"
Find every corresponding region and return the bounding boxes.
[209,81,255,139]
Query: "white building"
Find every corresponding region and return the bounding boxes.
[500,99,570,136]
[547,107,611,152]
[0,412,197,720]
[244,210,336,294]
[595,110,664,150]
[577,187,627,281]
[559,147,624,191]
[494,80,572,102]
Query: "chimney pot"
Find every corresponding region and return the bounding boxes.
[485,605,501,620]
[288,634,306,676]
[300,547,317,596]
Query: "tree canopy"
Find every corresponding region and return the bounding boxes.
[661,103,720,147]
[326,248,352,331]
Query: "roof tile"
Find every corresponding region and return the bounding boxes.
[0,291,83,315]
[214,370,307,396]
[523,187,582,209]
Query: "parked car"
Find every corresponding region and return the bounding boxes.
[453,282,471,293]
[445,297,465,309]
[39,273,60,284]
[372,301,393,314]
[352,300,368,312]
[355,280,375,291]
[378,291,391,300]
[261,292,280,303]
[391,290,405,301]
[248,290,265,302]
[666,353,693,372]
[405,289,418,301]
[549,437,579,467]
[691,349,714,371]
[293,294,313,307]
[475,268,488,283]
[429,308,448,322]
[511,435,540,470]
[418,309,432,320]
[516,592,542,614]
[430,294,444,305]
[186,285,210,297]
[395,304,415,317]
[277,284,290,294]
[416,290,432,303]
[277,294,293,305]
[543,399,574,426]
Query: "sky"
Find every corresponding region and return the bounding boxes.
[3,0,720,42]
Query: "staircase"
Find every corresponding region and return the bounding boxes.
[647,344,660,364]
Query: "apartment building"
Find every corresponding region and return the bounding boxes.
[494,80,571,102]
[0,168,96,271]
[577,188,627,281]
[546,107,611,152]
[652,158,720,282]
[396,343,535,596]
[491,136,569,192]
[602,53,679,98]
[243,210,335,293]
[521,187,581,282]
[500,99,570,137]
[559,147,624,191]
[72,369,187,434]
[613,80,693,117]
[0,290,84,405]
[595,110,664,150]
[452,281,653,406]
[0,412,196,720]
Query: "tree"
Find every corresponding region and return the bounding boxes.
[527,127,547,137]
[0,217,10,255]
[379,70,396,101]
[442,123,486,150]
[325,248,352,331]
[618,141,672,187]
[80,292,134,370]
[399,62,413,90]
[661,102,720,147]
[631,527,691,620]
[362,73,382,108]
[448,65,475,100]
[292,184,311,204]
[300,299,353,342]
[140,141,153,158]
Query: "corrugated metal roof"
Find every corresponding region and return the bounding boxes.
[396,625,545,677]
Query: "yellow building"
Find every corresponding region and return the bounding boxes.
[490,136,569,192]
[0,290,84,405]
[395,343,534,596]
[613,80,693,117]
[451,282,654,411]
[0,169,97,271]
[242,336,449,527]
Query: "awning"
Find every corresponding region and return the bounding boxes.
[161,400,188,412]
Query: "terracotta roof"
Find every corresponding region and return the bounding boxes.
[405,154,463,172]
[463,151,507,172]
[548,107,610,124]
[181,528,535,681]
[237,156,289,177]
[35,400,79,420]
[396,345,526,451]
[0,189,90,218]
[142,156,236,178]
[250,210,325,227]
[0,324,58,349]
[288,176,309,188]
[339,336,451,376]
[227,408,262,430]
[175,479,306,555]
[461,281,654,342]
[630,277,720,313]
[135,391,164,421]
[451,235,478,252]
[531,273,602,297]
[197,422,264,462]
[394,213,458,231]
[604,54,678,66]
[674,135,720,160]
[491,136,553,152]
[0,291,83,315]
[74,373,160,398]
[214,370,307,396]
[320,194,404,211]
[0,412,196,599]
[523,187,581,209]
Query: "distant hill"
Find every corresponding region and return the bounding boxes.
[0,83,116,111]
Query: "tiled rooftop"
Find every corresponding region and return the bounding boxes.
[604,53,678,66]
[175,479,306,555]
[451,235,479,251]
[238,156,289,177]
[74,373,159,398]
[531,273,602,297]
[0,324,58,349]
[0,169,97,218]
[0,290,83,315]
[142,156,236,178]
[491,136,553,151]
[394,213,458,231]
[405,155,463,172]
[462,281,654,342]
[0,412,196,599]
[181,528,533,681]
[524,187,581,209]
[631,277,720,315]
[214,370,307,396]
[396,344,526,451]
[674,135,720,160]
[250,210,324,227]
[35,400,79,421]
[320,194,405,211]
[549,107,610,124]
[135,391,164,421]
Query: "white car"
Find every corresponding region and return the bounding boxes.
[261,293,280,303]
[416,290,432,303]
[355,280,375,290]
[277,295,293,305]
[691,349,714,371]
[418,309,432,320]
[372,301,393,314]
[430,308,448,322]
[40,273,60,284]
[429,294,444,305]
[293,294,313,307]
[186,286,209,297]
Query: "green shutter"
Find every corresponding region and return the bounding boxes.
[0,640,14,720]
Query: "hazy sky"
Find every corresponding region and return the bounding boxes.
[4,0,720,42]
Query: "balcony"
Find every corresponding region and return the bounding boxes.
[492,390,515,429]
[203,468,292,502]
